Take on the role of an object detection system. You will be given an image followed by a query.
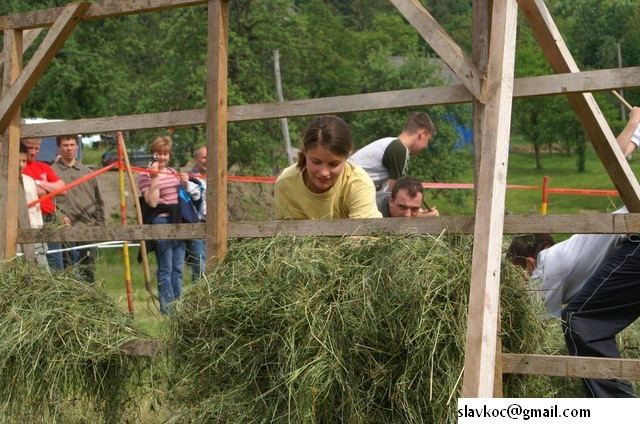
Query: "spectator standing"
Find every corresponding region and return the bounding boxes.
[20,137,66,270]
[376,176,439,218]
[138,135,190,314]
[185,146,207,282]
[275,115,382,220]
[52,134,106,283]
[18,143,48,267]
[349,112,436,192]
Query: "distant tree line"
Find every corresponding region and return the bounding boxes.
[2,0,638,187]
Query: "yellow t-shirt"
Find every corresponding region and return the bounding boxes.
[274,162,382,219]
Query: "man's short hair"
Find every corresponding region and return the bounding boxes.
[506,234,556,269]
[402,112,436,136]
[391,176,424,200]
[56,134,78,146]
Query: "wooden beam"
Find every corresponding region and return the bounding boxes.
[503,353,640,380]
[462,0,518,398]
[205,0,229,265]
[0,0,207,30]
[390,0,485,102]
[518,0,640,213]
[20,213,640,244]
[0,2,90,134]
[0,28,42,77]
[17,66,640,138]
[0,29,23,259]
[472,0,503,398]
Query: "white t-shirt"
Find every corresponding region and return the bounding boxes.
[349,137,409,192]
[631,123,640,147]
[22,174,43,229]
[532,207,627,317]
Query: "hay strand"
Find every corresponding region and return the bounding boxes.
[0,259,151,423]
[166,234,561,423]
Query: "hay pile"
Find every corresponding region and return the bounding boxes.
[167,234,558,423]
[0,260,150,423]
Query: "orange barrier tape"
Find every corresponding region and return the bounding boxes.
[25,161,621,210]
[27,161,118,208]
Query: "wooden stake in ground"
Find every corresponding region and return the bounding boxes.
[117,132,156,307]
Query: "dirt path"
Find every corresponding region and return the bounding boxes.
[95,165,275,223]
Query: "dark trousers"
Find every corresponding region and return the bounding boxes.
[43,213,63,271]
[562,238,640,397]
[63,242,97,284]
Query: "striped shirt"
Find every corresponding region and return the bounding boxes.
[138,168,180,205]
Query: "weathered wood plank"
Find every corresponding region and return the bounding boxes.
[463,0,518,398]
[0,0,207,30]
[503,353,640,380]
[0,29,22,258]
[205,0,229,265]
[20,213,640,244]
[0,28,42,76]
[0,2,91,134]
[518,0,640,213]
[18,67,640,138]
[390,0,485,102]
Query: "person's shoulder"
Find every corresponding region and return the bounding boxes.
[344,163,375,185]
[386,138,408,153]
[276,163,300,181]
[33,160,54,170]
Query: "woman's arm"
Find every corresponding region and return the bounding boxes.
[616,106,640,156]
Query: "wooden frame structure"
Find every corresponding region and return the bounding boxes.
[2,0,640,398]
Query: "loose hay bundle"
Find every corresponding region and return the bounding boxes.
[167,234,557,423]
[0,260,150,423]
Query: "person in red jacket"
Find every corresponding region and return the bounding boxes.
[20,138,66,270]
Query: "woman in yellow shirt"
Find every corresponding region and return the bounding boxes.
[275,115,382,219]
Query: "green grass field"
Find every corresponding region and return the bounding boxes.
[434,140,637,216]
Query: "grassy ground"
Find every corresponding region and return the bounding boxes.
[95,245,166,338]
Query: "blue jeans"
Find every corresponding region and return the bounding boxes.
[185,239,206,283]
[46,242,64,271]
[152,216,186,314]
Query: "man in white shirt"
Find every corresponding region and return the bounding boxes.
[507,230,624,318]
[349,112,435,192]
[509,109,640,398]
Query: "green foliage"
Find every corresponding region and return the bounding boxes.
[4,0,640,182]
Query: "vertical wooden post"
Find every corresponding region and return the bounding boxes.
[0,29,23,259]
[472,0,504,397]
[205,0,229,268]
[274,50,294,166]
[472,0,491,210]
[462,0,518,397]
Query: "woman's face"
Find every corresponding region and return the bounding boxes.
[153,149,171,168]
[303,144,346,193]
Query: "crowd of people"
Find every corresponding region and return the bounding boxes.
[19,134,208,315]
[20,112,439,314]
